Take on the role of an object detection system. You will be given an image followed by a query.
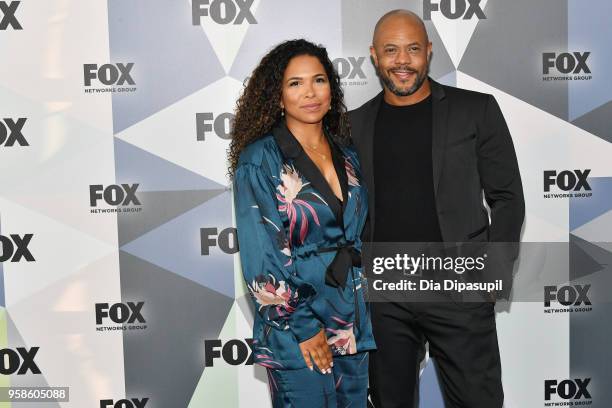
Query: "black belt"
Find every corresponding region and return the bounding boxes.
[319,241,362,328]
[318,241,362,289]
[292,240,363,327]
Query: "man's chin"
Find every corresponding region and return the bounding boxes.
[382,77,413,94]
[391,77,428,97]
[387,76,412,88]
[396,86,416,95]
[388,85,417,97]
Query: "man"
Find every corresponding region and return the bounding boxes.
[349,10,525,408]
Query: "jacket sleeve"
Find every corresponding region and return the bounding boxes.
[477,94,525,247]
[475,95,525,300]
[234,161,323,343]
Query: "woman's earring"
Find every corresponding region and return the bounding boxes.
[281,109,284,116]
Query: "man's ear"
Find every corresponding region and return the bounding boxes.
[369,45,378,67]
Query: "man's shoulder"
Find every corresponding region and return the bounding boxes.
[348,92,383,121]
[437,82,491,106]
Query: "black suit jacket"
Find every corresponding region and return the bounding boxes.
[349,79,525,253]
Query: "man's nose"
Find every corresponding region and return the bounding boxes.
[395,48,411,65]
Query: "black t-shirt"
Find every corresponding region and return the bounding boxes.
[373,95,443,242]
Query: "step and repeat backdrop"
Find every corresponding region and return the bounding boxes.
[1,0,611,407]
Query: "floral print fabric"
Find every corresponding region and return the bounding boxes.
[233,124,376,370]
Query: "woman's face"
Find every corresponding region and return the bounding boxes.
[280,54,332,126]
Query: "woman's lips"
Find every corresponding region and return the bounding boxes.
[301,103,322,112]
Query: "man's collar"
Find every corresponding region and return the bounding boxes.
[428,77,446,101]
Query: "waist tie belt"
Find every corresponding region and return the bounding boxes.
[317,241,362,289]
[292,241,363,328]
[318,241,362,329]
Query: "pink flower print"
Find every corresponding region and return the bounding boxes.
[249,274,296,316]
[277,164,303,204]
[344,156,359,187]
[276,165,320,244]
[326,324,357,355]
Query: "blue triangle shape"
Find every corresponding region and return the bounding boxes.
[419,358,446,408]
[568,0,612,121]
[570,177,612,231]
[121,191,235,298]
[114,138,225,192]
[437,70,457,87]
[569,234,607,281]
[118,251,233,408]
[108,0,225,134]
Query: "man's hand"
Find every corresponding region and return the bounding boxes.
[299,328,333,374]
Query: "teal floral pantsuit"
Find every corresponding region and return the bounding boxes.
[267,351,369,407]
[234,121,375,407]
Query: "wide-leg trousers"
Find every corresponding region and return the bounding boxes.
[267,351,369,408]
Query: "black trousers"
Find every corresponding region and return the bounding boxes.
[368,301,503,408]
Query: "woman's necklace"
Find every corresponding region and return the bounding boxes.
[296,132,329,160]
[302,141,328,161]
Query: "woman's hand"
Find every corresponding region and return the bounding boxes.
[299,328,333,374]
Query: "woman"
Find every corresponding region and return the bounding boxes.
[229,39,375,407]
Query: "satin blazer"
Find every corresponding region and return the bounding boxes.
[233,121,376,370]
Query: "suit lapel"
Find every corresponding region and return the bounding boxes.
[330,140,349,211]
[430,80,448,199]
[353,82,445,239]
[273,121,345,226]
[354,92,383,239]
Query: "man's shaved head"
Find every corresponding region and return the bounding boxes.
[373,9,429,46]
[370,9,432,103]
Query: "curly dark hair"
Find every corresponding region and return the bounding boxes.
[227,39,351,177]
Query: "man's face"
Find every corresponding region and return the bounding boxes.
[370,17,432,97]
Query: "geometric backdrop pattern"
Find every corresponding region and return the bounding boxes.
[1,1,610,407]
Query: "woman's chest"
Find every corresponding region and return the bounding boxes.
[273,154,365,246]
